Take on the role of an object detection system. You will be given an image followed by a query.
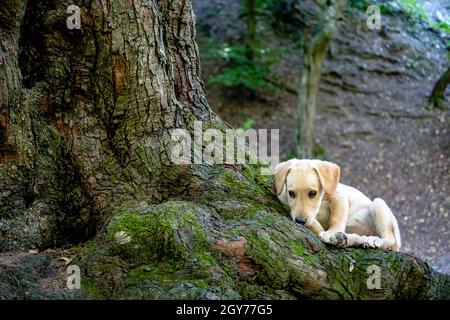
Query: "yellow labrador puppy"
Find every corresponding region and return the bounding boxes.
[275,159,401,251]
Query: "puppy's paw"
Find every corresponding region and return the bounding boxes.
[319,231,347,247]
[331,232,348,248]
[362,236,383,249]
[319,231,333,244]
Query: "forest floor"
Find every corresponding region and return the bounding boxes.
[194,0,450,273]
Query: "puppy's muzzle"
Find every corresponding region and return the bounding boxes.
[295,217,307,225]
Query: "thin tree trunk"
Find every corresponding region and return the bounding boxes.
[430,66,450,109]
[0,0,448,300]
[297,0,347,158]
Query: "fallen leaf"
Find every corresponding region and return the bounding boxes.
[60,257,72,265]
[349,259,356,272]
[114,231,132,245]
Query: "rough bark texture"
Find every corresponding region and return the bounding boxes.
[430,66,449,109]
[296,0,347,157]
[1,0,218,250]
[0,0,449,300]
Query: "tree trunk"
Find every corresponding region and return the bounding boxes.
[430,66,450,109]
[296,0,346,158]
[0,0,448,300]
[0,0,217,250]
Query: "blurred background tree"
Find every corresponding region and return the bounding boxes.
[295,0,347,158]
[430,66,450,109]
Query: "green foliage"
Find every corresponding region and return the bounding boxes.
[281,148,297,162]
[206,44,285,92]
[349,0,393,14]
[263,0,305,37]
[313,143,327,159]
[240,0,264,15]
[398,0,428,21]
[431,21,450,34]
[398,0,450,34]
[349,0,370,11]
[240,118,255,130]
[198,0,295,94]
[380,5,394,15]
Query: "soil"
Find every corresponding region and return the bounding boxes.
[194,0,450,273]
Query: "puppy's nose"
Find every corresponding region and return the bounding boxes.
[295,217,306,225]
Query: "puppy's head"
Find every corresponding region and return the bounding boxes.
[275,159,340,225]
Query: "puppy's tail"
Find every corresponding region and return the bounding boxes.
[373,198,402,251]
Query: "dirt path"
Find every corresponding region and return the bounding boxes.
[195,1,450,273]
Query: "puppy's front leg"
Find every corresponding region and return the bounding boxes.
[328,193,349,233]
[320,193,349,247]
[308,219,325,234]
[310,219,346,248]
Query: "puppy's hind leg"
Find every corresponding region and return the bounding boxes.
[372,198,401,251]
[344,208,382,249]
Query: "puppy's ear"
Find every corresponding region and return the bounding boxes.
[275,162,292,195]
[314,161,340,195]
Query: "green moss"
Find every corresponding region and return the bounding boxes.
[236,282,267,299]
[48,133,62,156]
[77,201,243,299]
[293,244,305,256]
[221,167,280,206]
[190,164,284,220]
[81,280,108,300]
[135,145,146,160]
[221,212,323,291]
[431,21,450,34]
[124,260,180,286]
[113,96,128,117]
[398,0,450,34]
[240,230,289,286]
[107,201,211,263]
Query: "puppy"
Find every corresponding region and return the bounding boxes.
[275,159,401,251]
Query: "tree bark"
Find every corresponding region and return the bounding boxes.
[1,0,217,250]
[296,0,347,158]
[0,0,448,299]
[430,66,450,109]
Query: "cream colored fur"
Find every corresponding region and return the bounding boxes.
[275,159,401,251]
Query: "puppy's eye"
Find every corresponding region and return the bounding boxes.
[288,191,296,198]
[308,191,317,199]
